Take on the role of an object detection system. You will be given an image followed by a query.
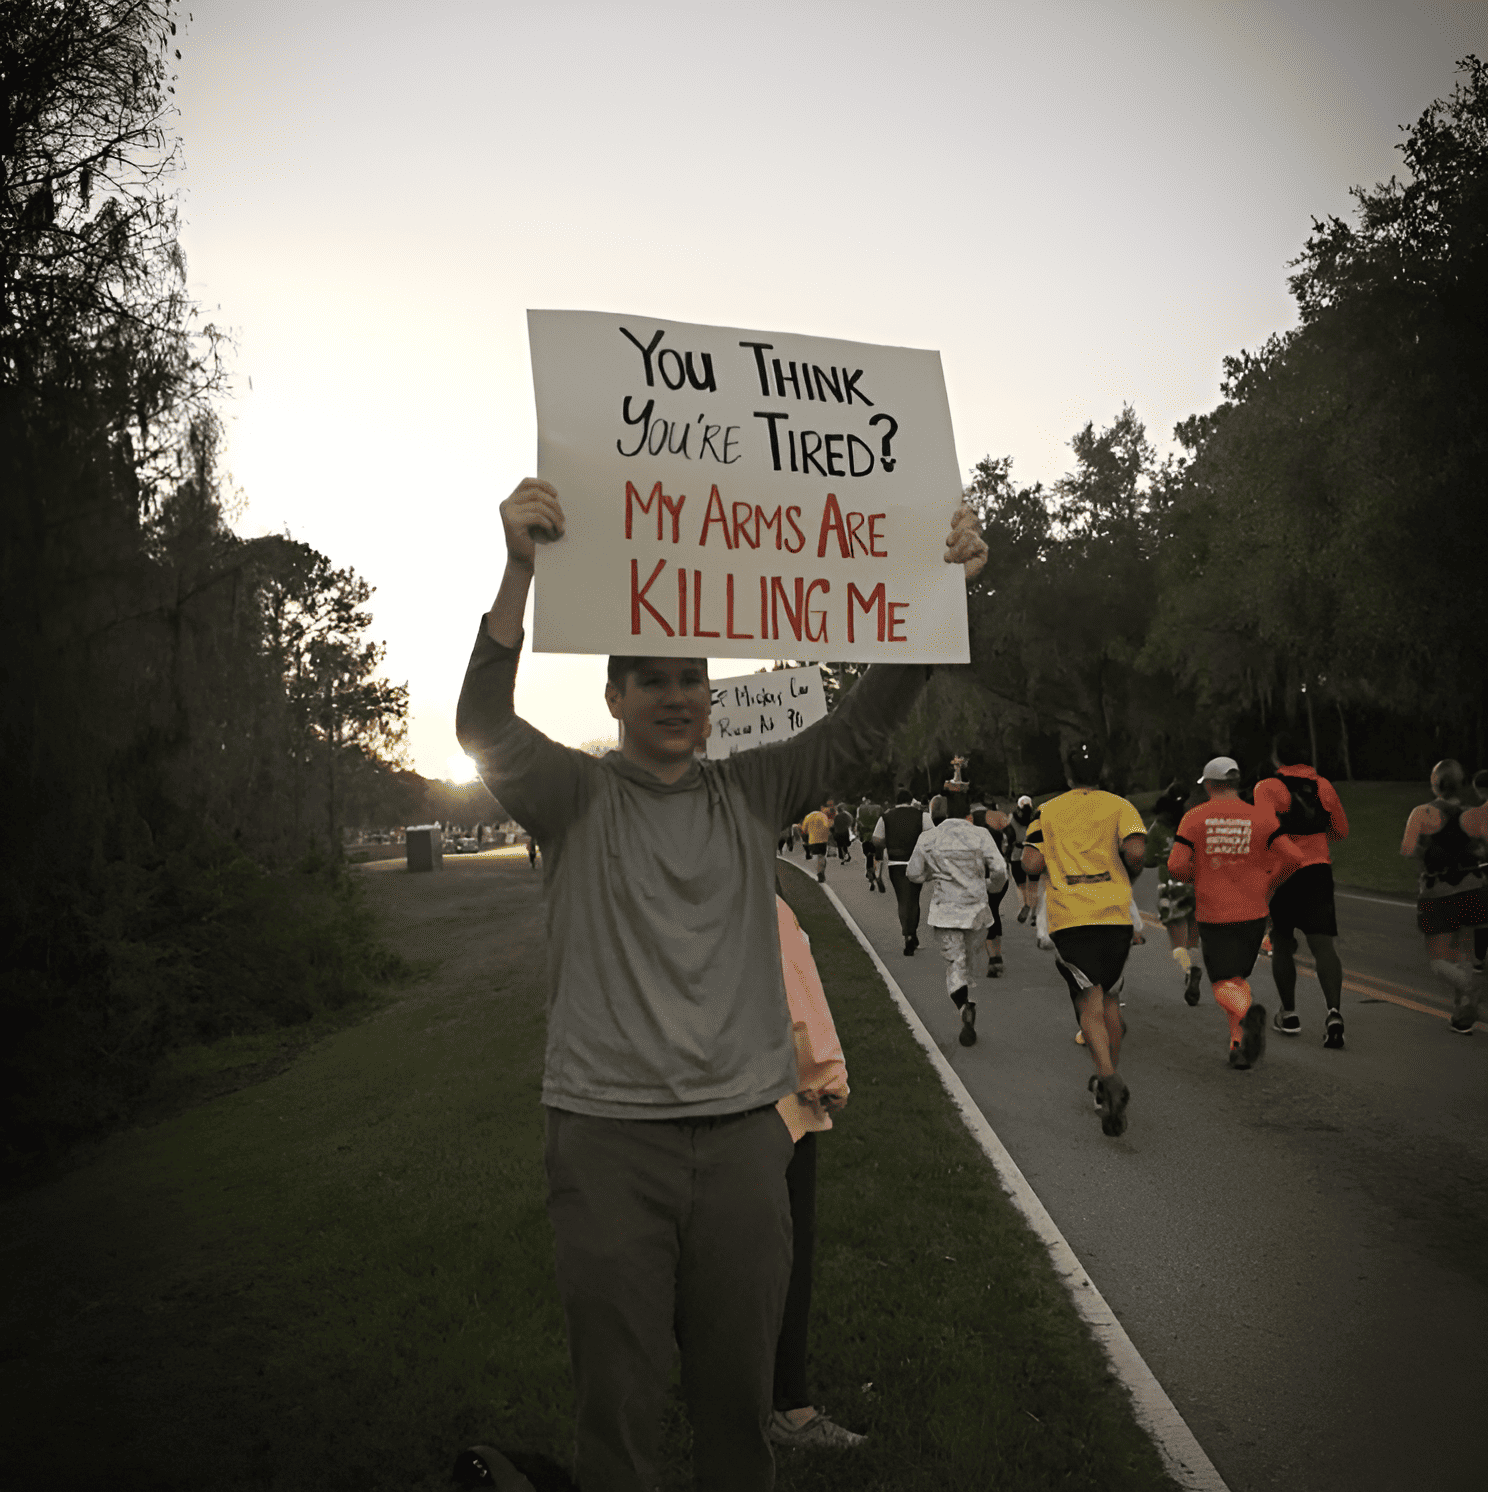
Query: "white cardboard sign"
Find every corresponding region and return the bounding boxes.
[527,310,968,663]
[706,665,826,759]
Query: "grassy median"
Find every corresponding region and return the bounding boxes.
[2,852,1176,1492]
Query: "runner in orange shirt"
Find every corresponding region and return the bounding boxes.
[1252,734,1350,1047]
[1401,759,1488,1035]
[1168,757,1307,1069]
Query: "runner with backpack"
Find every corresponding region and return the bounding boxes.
[1401,759,1488,1035]
[1252,734,1350,1048]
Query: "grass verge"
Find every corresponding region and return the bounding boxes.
[2,855,1178,1491]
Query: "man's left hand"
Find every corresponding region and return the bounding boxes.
[944,504,988,580]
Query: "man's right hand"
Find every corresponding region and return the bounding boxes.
[500,478,566,571]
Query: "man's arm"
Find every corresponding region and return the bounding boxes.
[905,840,930,885]
[1121,834,1147,882]
[1320,777,1350,841]
[457,479,588,838]
[1401,804,1439,859]
[1166,815,1196,882]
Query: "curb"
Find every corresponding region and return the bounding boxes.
[795,863,1231,1492]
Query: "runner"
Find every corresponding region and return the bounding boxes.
[872,789,930,956]
[906,788,1008,1046]
[1010,795,1037,923]
[856,795,885,891]
[1144,779,1203,1005]
[1400,759,1488,1035]
[457,477,986,1492]
[526,834,538,870]
[1019,743,1146,1137]
[974,801,1013,978]
[830,798,853,863]
[1253,734,1350,1046]
[1168,757,1305,1070]
[802,802,833,883]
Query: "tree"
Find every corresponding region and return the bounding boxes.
[1147,57,1488,765]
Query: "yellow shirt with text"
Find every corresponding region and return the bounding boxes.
[1027,789,1147,933]
[802,810,831,846]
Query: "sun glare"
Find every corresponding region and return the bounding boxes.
[446,752,479,784]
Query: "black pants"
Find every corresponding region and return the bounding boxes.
[772,1131,817,1411]
[889,864,922,938]
[545,1106,793,1492]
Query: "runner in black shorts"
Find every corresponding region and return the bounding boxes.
[1253,735,1349,1046]
[1020,747,1147,1138]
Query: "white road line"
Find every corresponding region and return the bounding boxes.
[1335,890,1415,907]
[795,863,1232,1492]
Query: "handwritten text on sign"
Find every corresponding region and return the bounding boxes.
[527,311,968,663]
[705,666,826,760]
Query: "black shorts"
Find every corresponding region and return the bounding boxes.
[1417,886,1488,935]
[1010,857,1028,886]
[1198,917,1268,983]
[1051,925,1133,1005]
[1269,861,1338,938]
[806,842,827,859]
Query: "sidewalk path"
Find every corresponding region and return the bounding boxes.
[799,848,1488,1492]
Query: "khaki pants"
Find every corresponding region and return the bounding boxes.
[545,1105,795,1492]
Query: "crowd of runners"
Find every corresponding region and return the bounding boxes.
[783,748,1488,1138]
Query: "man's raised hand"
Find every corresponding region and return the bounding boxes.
[943,503,988,581]
[500,478,566,571]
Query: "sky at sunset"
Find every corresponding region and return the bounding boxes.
[172,0,1485,782]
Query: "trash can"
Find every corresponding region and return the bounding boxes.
[405,824,444,872]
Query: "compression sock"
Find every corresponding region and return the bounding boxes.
[1431,958,1473,995]
[1171,946,1192,974]
[1212,977,1252,1047]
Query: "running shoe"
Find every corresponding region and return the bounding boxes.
[1017,906,1030,924]
[1228,1041,1249,1070]
[1096,1073,1129,1137]
[903,936,915,957]
[1239,1003,1267,1066]
[1184,966,1203,1006]
[1449,1013,1475,1035]
[1260,935,1273,957]
[816,867,825,883]
[768,1409,866,1449]
[1273,1010,1302,1036]
[1036,935,1055,951]
[1088,1074,1101,1108]
[959,1001,977,1046]
[1324,1010,1346,1049]
[988,954,1004,978]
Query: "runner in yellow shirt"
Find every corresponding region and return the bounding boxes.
[801,804,833,884]
[1020,742,1147,1137]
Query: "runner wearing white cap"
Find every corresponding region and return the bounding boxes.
[1168,757,1306,1069]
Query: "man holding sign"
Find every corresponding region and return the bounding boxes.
[456,469,985,1492]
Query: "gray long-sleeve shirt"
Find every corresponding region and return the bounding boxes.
[456,624,928,1119]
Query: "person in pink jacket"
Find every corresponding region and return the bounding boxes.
[769,894,865,1452]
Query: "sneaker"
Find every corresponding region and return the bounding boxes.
[1095,1073,1129,1136]
[768,1408,866,1449]
[988,954,1004,978]
[816,868,825,883]
[903,936,915,957]
[1324,1010,1346,1049]
[1184,966,1203,1006]
[1273,1010,1301,1036]
[1017,906,1030,924]
[1036,935,1054,951]
[1228,1040,1249,1070]
[1449,1013,1475,1035]
[1260,935,1273,957]
[1240,1003,1267,1066]
[959,1000,977,1046]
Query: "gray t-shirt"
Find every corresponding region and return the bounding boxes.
[456,624,927,1119]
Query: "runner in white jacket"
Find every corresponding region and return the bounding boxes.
[907,790,1008,1047]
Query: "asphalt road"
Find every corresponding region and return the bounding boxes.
[797,847,1487,1492]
